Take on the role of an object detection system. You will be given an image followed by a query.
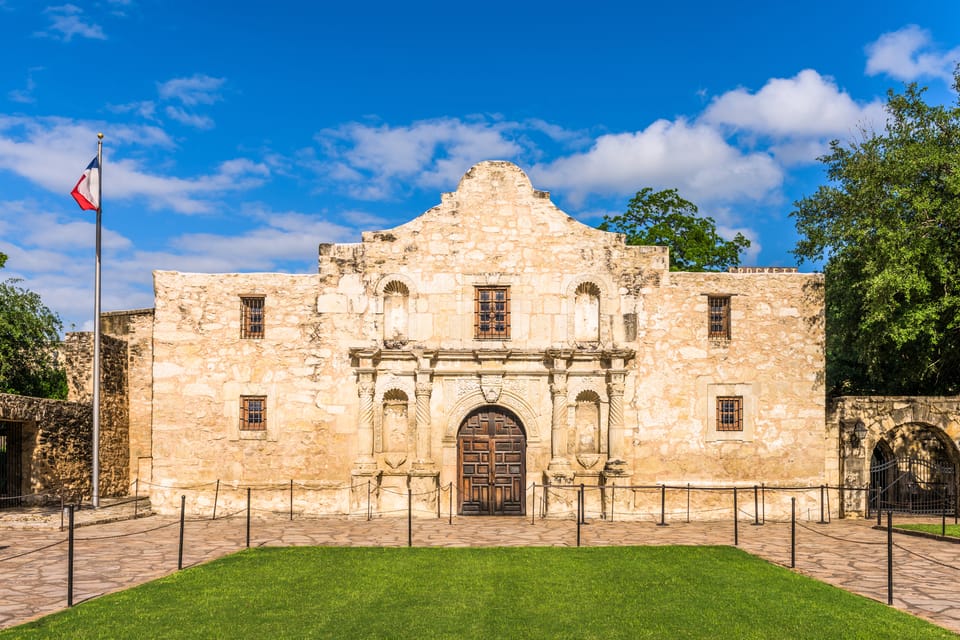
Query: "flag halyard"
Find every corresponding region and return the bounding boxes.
[71,156,100,211]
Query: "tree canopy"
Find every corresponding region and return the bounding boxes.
[599,188,750,272]
[0,266,67,399]
[792,72,960,396]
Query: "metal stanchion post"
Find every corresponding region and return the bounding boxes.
[733,487,739,546]
[246,487,251,548]
[887,511,893,605]
[449,483,453,525]
[212,479,220,521]
[178,495,186,570]
[576,486,582,548]
[367,480,372,522]
[818,485,827,524]
[290,479,294,521]
[611,482,616,523]
[761,482,766,524]
[790,497,796,568]
[658,484,668,526]
[134,478,139,519]
[686,483,690,523]
[752,485,761,525]
[67,505,75,607]
[407,487,413,548]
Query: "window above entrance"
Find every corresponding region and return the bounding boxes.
[241,296,265,339]
[475,286,510,340]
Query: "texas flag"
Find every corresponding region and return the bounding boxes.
[71,156,100,211]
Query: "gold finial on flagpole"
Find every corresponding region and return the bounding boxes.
[98,132,103,139]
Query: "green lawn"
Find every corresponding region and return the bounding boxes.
[2,546,956,639]
[896,523,960,538]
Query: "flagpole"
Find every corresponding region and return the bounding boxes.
[92,133,103,509]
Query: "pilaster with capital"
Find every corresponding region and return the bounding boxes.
[355,371,377,471]
[548,368,571,470]
[606,372,626,463]
[413,376,434,470]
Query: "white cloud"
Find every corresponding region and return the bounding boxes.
[530,118,782,205]
[107,101,157,120]
[703,70,887,140]
[865,25,960,83]
[157,74,226,106]
[316,117,531,199]
[39,4,106,41]
[0,116,267,213]
[165,106,215,129]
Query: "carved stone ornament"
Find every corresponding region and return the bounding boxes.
[384,454,407,469]
[480,375,502,403]
[576,454,601,469]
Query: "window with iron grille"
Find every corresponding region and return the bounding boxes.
[241,297,265,339]
[716,396,743,432]
[475,286,510,340]
[708,295,730,339]
[240,396,267,431]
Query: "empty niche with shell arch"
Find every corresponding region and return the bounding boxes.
[382,280,409,346]
[573,281,601,344]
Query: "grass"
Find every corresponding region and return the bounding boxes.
[896,523,960,538]
[2,546,956,639]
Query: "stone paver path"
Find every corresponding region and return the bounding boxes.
[2,514,959,634]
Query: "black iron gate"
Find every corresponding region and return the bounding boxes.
[870,456,956,516]
[0,422,23,509]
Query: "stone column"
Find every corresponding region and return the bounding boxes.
[413,378,434,470]
[354,371,377,471]
[548,370,571,471]
[606,374,626,462]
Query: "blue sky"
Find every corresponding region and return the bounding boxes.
[1,1,959,331]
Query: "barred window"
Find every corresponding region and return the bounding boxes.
[240,396,267,431]
[241,297,265,339]
[708,295,730,339]
[716,396,743,432]
[475,286,510,340]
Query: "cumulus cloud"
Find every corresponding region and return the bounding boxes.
[0,116,267,213]
[530,118,783,205]
[703,69,887,140]
[866,25,960,83]
[316,117,526,198]
[38,4,106,41]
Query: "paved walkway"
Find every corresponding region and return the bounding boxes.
[2,513,960,634]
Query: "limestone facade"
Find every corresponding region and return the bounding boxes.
[142,161,828,518]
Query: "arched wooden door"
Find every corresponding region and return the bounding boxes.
[458,407,526,515]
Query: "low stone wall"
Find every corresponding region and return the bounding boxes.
[0,391,128,504]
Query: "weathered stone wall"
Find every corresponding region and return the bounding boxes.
[61,331,130,497]
[100,310,155,485]
[831,396,960,515]
[147,161,827,518]
[0,394,93,503]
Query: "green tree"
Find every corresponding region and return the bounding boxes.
[0,274,67,399]
[792,72,960,396]
[599,188,751,271]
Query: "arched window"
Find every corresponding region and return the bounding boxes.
[574,282,601,343]
[574,390,601,453]
[383,281,409,345]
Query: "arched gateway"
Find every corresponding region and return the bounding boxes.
[457,406,526,515]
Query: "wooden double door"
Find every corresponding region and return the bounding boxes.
[458,407,526,515]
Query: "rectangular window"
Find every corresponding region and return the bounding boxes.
[240,396,267,431]
[708,295,730,339]
[475,286,510,340]
[241,297,265,339]
[716,396,743,432]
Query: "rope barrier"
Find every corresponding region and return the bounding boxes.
[794,521,887,546]
[0,539,67,563]
[893,542,960,572]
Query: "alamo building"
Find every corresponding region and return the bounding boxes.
[5,160,846,520]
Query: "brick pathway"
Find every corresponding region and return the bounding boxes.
[2,513,959,634]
